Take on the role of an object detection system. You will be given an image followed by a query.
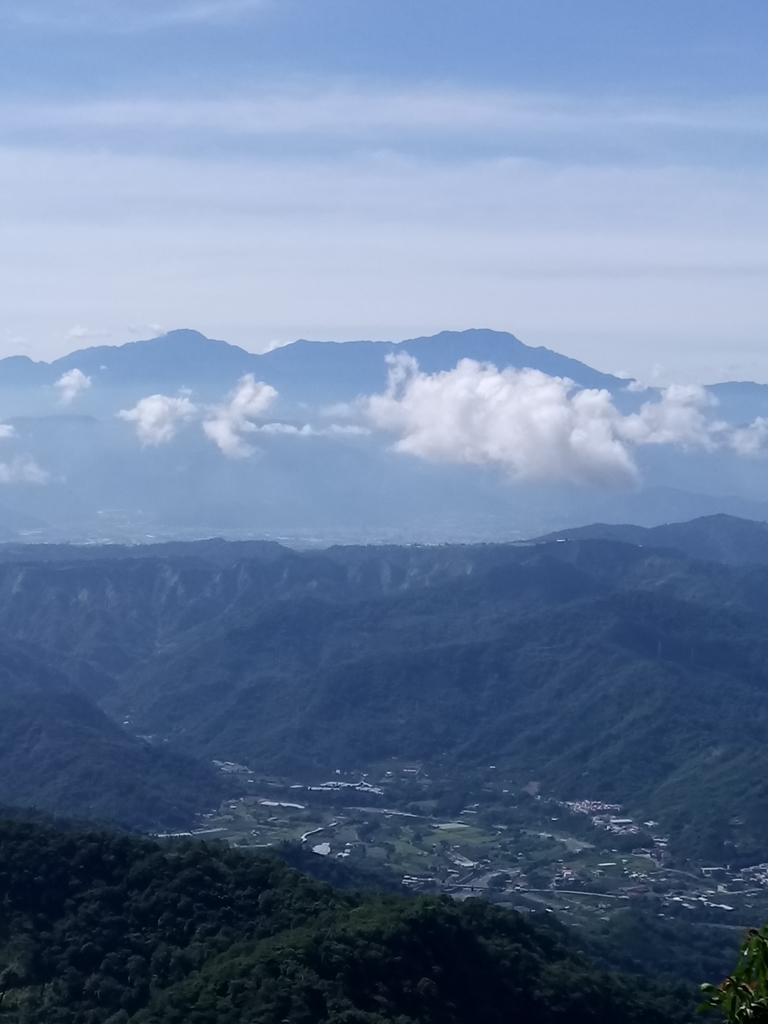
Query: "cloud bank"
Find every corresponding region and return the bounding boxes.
[55,367,91,404]
[116,359,768,486]
[367,355,768,487]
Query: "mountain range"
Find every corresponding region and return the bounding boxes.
[2,512,768,865]
[0,328,623,406]
[0,328,766,543]
[536,512,768,565]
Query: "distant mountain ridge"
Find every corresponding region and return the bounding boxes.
[0,327,626,402]
[534,513,768,566]
[0,328,766,545]
[4,327,766,416]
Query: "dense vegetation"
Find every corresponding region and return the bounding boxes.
[0,816,694,1024]
[2,516,768,859]
[0,635,224,830]
[700,923,768,1022]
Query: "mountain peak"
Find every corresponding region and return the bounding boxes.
[152,328,212,344]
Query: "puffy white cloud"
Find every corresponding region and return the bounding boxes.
[118,394,197,445]
[117,376,313,453]
[55,367,92,404]
[368,355,637,487]
[367,355,768,488]
[0,425,16,439]
[0,457,48,484]
[202,374,277,456]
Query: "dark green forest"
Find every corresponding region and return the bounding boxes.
[0,816,694,1024]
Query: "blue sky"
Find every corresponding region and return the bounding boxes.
[1,0,767,382]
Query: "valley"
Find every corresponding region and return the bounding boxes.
[165,758,767,984]
[4,515,768,995]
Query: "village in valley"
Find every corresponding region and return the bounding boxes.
[158,759,768,937]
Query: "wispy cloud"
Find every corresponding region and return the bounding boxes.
[2,80,768,377]
[64,325,108,343]
[0,457,49,485]
[0,426,47,484]
[1,0,268,31]
[3,90,768,157]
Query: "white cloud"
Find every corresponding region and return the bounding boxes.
[55,367,92,404]
[618,384,725,448]
[117,376,339,453]
[0,425,16,439]
[202,374,277,456]
[368,355,638,487]
[730,417,768,456]
[257,422,314,436]
[0,457,49,484]
[119,394,197,445]
[367,356,768,488]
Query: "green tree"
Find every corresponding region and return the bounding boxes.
[701,924,768,1022]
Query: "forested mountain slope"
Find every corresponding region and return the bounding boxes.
[106,540,768,861]
[2,517,768,857]
[0,816,693,1024]
[0,636,224,828]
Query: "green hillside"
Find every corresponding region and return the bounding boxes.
[0,637,224,829]
[0,816,693,1024]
